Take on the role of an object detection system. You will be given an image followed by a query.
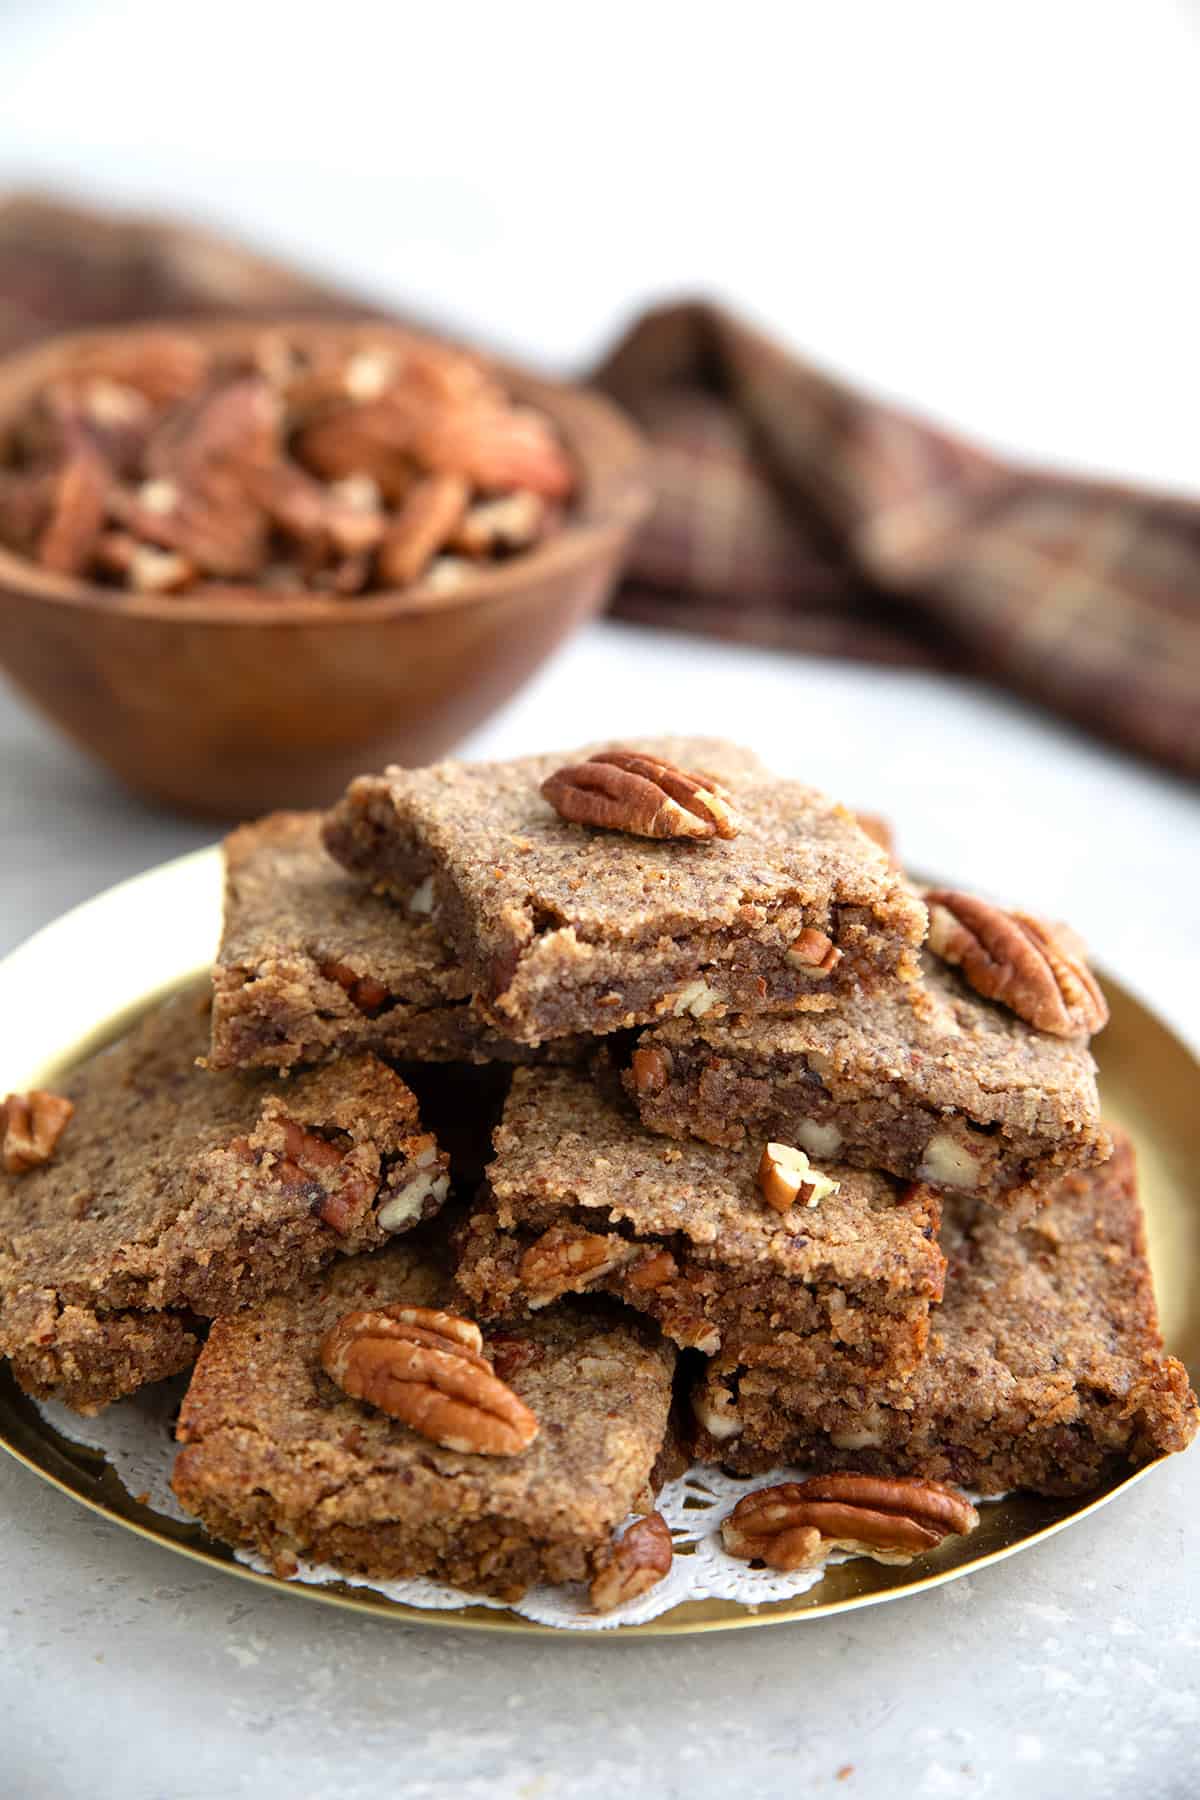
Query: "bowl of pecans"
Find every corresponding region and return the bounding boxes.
[0,318,650,817]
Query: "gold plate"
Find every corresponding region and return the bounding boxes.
[1,848,1197,1637]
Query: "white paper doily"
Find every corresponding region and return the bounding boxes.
[34,1385,998,1631]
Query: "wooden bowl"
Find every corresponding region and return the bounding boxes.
[0,318,651,818]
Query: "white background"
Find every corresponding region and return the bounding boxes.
[1,0,1199,490]
[1,6,1199,1798]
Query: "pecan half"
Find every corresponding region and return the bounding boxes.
[144,372,279,484]
[722,1475,979,1571]
[518,1226,638,1308]
[925,890,1108,1037]
[320,1304,538,1455]
[2,1091,75,1174]
[37,435,108,575]
[589,1512,673,1613]
[418,403,574,500]
[541,751,742,841]
[242,460,385,558]
[756,1141,841,1214]
[377,473,470,588]
[108,471,267,579]
[63,331,208,407]
[486,1333,541,1383]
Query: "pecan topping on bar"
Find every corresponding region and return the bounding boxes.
[541,751,742,841]
[2,1090,75,1175]
[589,1511,674,1613]
[319,1305,538,1455]
[925,891,1109,1037]
[518,1226,638,1308]
[756,1141,841,1213]
[721,1475,979,1571]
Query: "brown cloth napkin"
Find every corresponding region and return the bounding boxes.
[2,195,1197,777]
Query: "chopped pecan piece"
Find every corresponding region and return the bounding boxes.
[320,1304,538,1455]
[318,956,391,1017]
[62,331,209,407]
[486,1334,542,1384]
[0,469,49,553]
[625,1249,679,1290]
[925,890,1108,1037]
[786,928,842,976]
[756,1141,841,1213]
[542,751,742,841]
[518,1226,638,1308]
[630,1045,672,1097]
[589,1512,674,1613]
[95,531,195,593]
[2,1091,75,1175]
[108,472,267,579]
[451,489,546,556]
[722,1474,979,1571]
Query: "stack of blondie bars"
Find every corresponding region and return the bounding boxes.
[1,738,1194,1608]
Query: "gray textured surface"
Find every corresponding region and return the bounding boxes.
[2,622,1198,1800]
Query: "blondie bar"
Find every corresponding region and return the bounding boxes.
[323,739,926,1044]
[627,953,1110,1208]
[172,1241,676,1600]
[455,1066,945,1383]
[0,988,449,1411]
[689,1133,1197,1494]
[209,813,578,1071]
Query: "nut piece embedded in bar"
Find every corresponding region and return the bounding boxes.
[756,1141,841,1214]
[518,1226,637,1308]
[786,928,842,976]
